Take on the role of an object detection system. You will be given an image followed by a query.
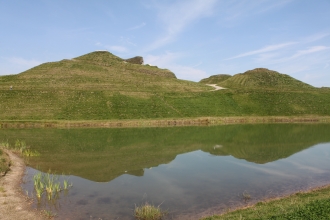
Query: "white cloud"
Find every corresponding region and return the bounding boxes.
[302,32,330,43]
[144,52,182,66]
[7,57,41,67]
[96,42,129,53]
[0,57,42,75]
[290,46,330,59]
[324,63,329,69]
[170,65,208,81]
[144,52,207,81]
[257,0,294,14]
[225,42,297,60]
[106,45,128,53]
[146,0,217,51]
[127,22,146,31]
[222,0,293,21]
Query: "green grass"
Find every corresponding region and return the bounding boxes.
[32,171,72,201]
[134,203,166,220]
[0,149,10,175]
[0,52,329,121]
[202,185,330,220]
[218,68,314,89]
[0,143,10,175]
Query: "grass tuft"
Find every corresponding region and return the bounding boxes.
[32,171,72,201]
[134,202,166,220]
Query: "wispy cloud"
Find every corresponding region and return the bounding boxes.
[146,0,217,51]
[127,22,146,31]
[302,32,330,43]
[257,0,294,14]
[96,42,129,53]
[223,0,293,21]
[7,57,41,67]
[145,52,207,81]
[0,57,42,75]
[290,46,330,59]
[106,45,128,53]
[171,65,208,81]
[145,52,182,66]
[225,42,297,60]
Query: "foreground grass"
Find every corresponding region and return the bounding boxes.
[202,185,330,220]
[0,148,10,176]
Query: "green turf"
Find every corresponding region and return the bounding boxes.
[0,148,10,175]
[219,68,313,89]
[0,52,329,120]
[202,186,330,220]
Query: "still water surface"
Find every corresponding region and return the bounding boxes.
[1,124,330,219]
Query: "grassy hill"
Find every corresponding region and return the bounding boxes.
[218,68,313,89]
[0,53,329,120]
[199,74,232,84]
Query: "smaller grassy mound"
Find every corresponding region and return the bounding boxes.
[219,68,314,90]
[202,185,330,220]
[199,74,232,84]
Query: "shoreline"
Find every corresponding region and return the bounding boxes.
[1,115,330,129]
[0,150,43,220]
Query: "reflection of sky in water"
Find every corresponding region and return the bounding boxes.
[23,143,330,220]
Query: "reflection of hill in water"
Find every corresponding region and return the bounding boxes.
[204,124,330,164]
[1,124,330,182]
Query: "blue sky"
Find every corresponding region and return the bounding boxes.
[1,0,329,87]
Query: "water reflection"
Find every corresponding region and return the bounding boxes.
[0,124,330,219]
[23,143,330,219]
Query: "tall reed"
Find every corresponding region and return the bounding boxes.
[32,171,72,201]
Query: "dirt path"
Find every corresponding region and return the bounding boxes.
[206,84,226,91]
[0,150,44,220]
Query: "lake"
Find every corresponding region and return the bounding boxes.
[1,124,330,219]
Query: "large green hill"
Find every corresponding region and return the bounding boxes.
[0,52,329,120]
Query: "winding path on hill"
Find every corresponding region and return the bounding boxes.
[206,84,226,91]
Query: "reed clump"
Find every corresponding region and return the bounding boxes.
[33,171,72,201]
[134,202,166,220]
[1,139,40,157]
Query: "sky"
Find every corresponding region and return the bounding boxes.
[0,0,330,87]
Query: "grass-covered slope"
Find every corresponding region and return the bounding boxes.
[0,53,329,120]
[219,68,314,89]
[199,74,232,84]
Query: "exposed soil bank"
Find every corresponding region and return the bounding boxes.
[0,150,44,220]
[1,116,330,129]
